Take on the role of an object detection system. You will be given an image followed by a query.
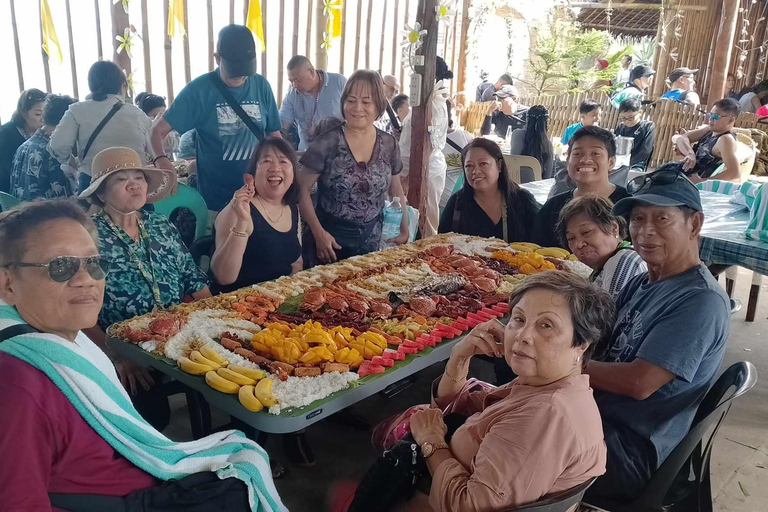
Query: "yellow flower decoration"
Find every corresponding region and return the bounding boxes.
[435,0,455,25]
[116,28,134,59]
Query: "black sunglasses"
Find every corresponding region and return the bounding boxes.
[627,169,692,194]
[3,256,109,283]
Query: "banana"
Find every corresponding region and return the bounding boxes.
[568,254,579,261]
[178,356,214,375]
[254,378,278,407]
[200,345,229,367]
[238,385,264,412]
[217,367,257,386]
[205,370,241,394]
[229,365,266,381]
[535,247,570,259]
[509,243,534,253]
[190,350,223,370]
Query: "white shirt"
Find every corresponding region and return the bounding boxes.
[399,80,449,178]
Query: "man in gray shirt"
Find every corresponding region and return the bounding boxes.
[584,168,730,501]
[280,55,346,151]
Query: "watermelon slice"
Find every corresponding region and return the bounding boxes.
[493,302,510,313]
[452,319,470,331]
[358,361,386,377]
[464,316,481,328]
[398,345,418,355]
[429,334,442,346]
[382,348,405,361]
[482,307,503,318]
[371,356,394,367]
[475,310,495,321]
[418,334,436,347]
[467,312,485,323]
[437,323,462,337]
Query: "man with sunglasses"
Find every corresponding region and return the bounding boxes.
[678,98,741,182]
[583,165,730,502]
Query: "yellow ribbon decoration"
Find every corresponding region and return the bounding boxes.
[40,0,62,63]
[167,0,186,38]
[246,0,266,52]
[324,0,343,39]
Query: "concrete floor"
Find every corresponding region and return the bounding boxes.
[164,267,768,511]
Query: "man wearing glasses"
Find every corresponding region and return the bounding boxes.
[615,97,656,171]
[677,98,741,183]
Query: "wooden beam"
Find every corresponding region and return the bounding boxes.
[207,0,214,71]
[407,0,439,233]
[293,0,300,58]
[164,0,174,103]
[278,0,286,104]
[569,2,707,10]
[354,0,363,69]
[10,0,24,91]
[183,0,191,84]
[230,0,235,24]
[65,0,79,98]
[391,0,400,76]
[456,0,470,106]
[340,0,348,74]
[94,0,103,60]
[365,0,373,69]
[581,23,658,35]
[39,0,52,92]
[709,0,739,101]
[379,0,389,71]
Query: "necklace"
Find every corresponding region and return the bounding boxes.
[304,71,323,130]
[256,196,285,224]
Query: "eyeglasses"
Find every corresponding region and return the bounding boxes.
[708,113,732,121]
[618,114,639,123]
[3,256,110,283]
[627,168,692,194]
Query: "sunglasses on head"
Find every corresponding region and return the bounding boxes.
[3,256,109,283]
[627,168,692,194]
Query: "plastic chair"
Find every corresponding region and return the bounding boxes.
[153,183,210,241]
[584,361,758,512]
[505,477,595,511]
[503,155,542,184]
[0,191,20,212]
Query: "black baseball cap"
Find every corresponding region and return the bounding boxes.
[630,64,656,82]
[613,167,703,217]
[217,25,258,77]
[668,67,698,83]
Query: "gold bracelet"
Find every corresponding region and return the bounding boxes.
[444,363,467,383]
[230,226,249,237]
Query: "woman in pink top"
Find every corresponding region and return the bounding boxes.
[403,271,615,512]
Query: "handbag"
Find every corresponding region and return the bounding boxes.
[82,102,124,160]
[209,73,265,143]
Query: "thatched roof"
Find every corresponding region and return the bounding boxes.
[577,1,661,38]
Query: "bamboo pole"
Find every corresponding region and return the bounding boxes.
[94,0,104,60]
[652,2,678,98]
[400,0,412,88]
[207,0,214,71]
[262,0,268,78]
[307,0,314,57]
[354,0,363,69]
[243,0,249,23]
[164,0,175,103]
[449,2,458,97]
[569,2,706,9]
[230,0,235,24]
[380,0,389,71]
[365,0,374,69]
[708,0,739,101]
[10,0,24,91]
[293,0,300,57]
[183,0,192,84]
[65,0,79,98]
[279,0,286,103]
[39,0,52,92]
[703,0,722,100]
[391,0,400,76]
[141,0,152,93]
[455,0,470,107]
[746,9,767,83]
[315,0,327,69]
[340,0,348,74]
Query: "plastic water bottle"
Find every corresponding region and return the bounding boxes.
[380,198,403,249]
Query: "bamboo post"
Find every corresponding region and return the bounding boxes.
[111,0,131,87]
[243,0,249,23]
[278,0,286,103]
[262,0,268,78]
[746,14,767,83]
[702,0,721,100]
[708,0,739,102]
[340,0,348,74]
[455,0,470,107]
[94,0,104,60]
[64,0,79,98]
[449,3,458,97]
[10,0,24,91]
[292,0,300,57]
[315,0,327,70]
[230,0,235,24]
[365,0,373,69]
[652,2,678,98]
[207,0,214,71]
[391,0,400,76]
[141,0,152,93]
[408,0,440,232]
[379,0,389,71]
[354,0,363,69]
[400,0,412,88]
[39,1,52,92]
[183,0,192,84]
[307,0,314,56]
[163,0,174,103]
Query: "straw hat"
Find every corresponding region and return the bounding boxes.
[78,147,176,204]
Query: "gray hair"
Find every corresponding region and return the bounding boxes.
[507,270,616,369]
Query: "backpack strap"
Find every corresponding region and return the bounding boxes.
[210,73,265,142]
[0,324,40,343]
[82,102,123,160]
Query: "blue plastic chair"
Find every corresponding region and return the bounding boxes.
[0,191,20,212]
[153,183,210,241]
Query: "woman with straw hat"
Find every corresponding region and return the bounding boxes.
[80,146,210,430]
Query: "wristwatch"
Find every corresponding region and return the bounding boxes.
[421,441,450,458]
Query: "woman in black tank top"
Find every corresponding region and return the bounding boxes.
[210,138,302,294]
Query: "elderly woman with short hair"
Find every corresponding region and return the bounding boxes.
[80,147,210,428]
[557,195,646,299]
[0,200,285,511]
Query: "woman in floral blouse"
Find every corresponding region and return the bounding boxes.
[298,70,409,267]
[80,146,210,429]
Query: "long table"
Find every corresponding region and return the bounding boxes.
[107,331,467,434]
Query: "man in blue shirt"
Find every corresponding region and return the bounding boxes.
[584,170,730,501]
[150,25,281,212]
[279,55,346,151]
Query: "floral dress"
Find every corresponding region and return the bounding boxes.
[10,130,73,200]
[93,210,208,330]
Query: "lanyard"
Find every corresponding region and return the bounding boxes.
[304,71,323,129]
[100,213,164,309]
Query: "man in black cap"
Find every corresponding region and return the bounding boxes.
[611,64,656,108]
[661,67,700,106]
[150,25,281,214]
[583,165,729,503]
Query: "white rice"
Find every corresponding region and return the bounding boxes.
[561,259,593,279]
[267,371,360,415]
[162,310,261,361]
